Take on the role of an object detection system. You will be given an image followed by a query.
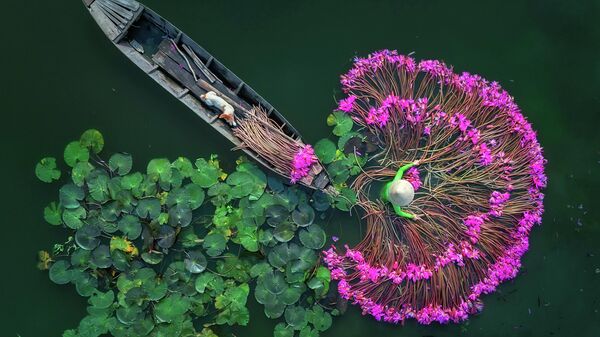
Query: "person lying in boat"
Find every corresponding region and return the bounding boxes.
[200,91,237,127]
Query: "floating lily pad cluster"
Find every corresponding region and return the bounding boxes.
[314,111,378,211]
[36,130,339,337]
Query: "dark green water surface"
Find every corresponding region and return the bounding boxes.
[1,0,599,336]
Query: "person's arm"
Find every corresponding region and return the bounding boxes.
[393,160,419,181]
[393,205,415,219]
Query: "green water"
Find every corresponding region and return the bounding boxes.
[2,0,599,336]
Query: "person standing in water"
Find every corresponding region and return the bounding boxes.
[381,160,420,219]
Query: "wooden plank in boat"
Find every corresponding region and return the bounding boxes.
[156,40,253,113]
[89,1,119,41]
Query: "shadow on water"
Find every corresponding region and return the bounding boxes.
[1,0,599,336]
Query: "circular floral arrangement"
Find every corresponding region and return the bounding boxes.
[322,50,546,324]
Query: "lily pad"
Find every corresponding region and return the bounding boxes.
[64,141,90,167]
[268,243,300,269]
[116,305,142,325]
[73,271,98,297]
[136,198,161,219]
[309,306,332,331]
[154,294,190,323]
[35,157,61,183]
[89,290,114,309]
[262,270,286,295]
[273,222,297,243]
[43,202,62,225]
[63,206,87,229]
[331,111,354,136]
[121,172,143,190]
[236,162,267,200]
[280,283,305,305]
[285,306,308,330]
[299,224,326,249]
[59,184,84,209]
[157,225,176,249]
[264,300,286,319]
[203,232,227,257]
[117,215,142,240]
[75,224,101,250]
[168,205,192,227]
[274,323,294,337]
[192,158,221,188]
[184,184,205,210]
[314,139,336,164]
[70,248,91,268]
[91,245,112,269]
[292,203,315,227]
[299,326,319,337]
[72,161,94,186]
[141,251,163,265]
[147,158,172,182]
[88,174,110,202]
[172,157,194,178]
[109,153,133,176]
[266,205,289,227]
[237,224,259,252]
[49,260,71,284]
[311,190,330,212]
[80,129,104,154]
[254,283,277,305]
[184,251,207,274]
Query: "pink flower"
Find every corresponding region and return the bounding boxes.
[404,167,422,190]
[338,95,356,112]
[290,145,317,183]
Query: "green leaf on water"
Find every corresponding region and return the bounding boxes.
[49,260,71,284]
[192,158,221,188]
[172,157,194,178]
[89,290,114,309]
[274,322,294,337]
[299,326,319,337]
[120,172,143,190]
[147,158,171,182]
[75,224,101,250]
[285,306,308,330]
[154,294,190,323]
[59,184,84,209]
[308,305,332,331]
[184,250,207,274]
[117,215,142,240]
[35,157,61,183]
[71,161,94,186]
[273,222,297,243]
[64,141,90,167]
[169,204,192,227]
[79,129,104,154]
[63,206,87,229]
[299,224,326,250]
[109,153,133,176]
[136,198,161,219]
[314,139,336,164]
[261,270,286,295]
[331,111,354,136]
[44,202,62,225]
[292,203,315,227]
[203,232,227,257]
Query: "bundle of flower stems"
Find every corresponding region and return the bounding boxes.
[324,50,546,324]
[234,106,318,184]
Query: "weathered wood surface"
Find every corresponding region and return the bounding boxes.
[84,2,331,190]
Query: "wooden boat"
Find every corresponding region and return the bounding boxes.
[81,0,330,190]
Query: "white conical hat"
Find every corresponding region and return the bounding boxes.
[388,179,414,207]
